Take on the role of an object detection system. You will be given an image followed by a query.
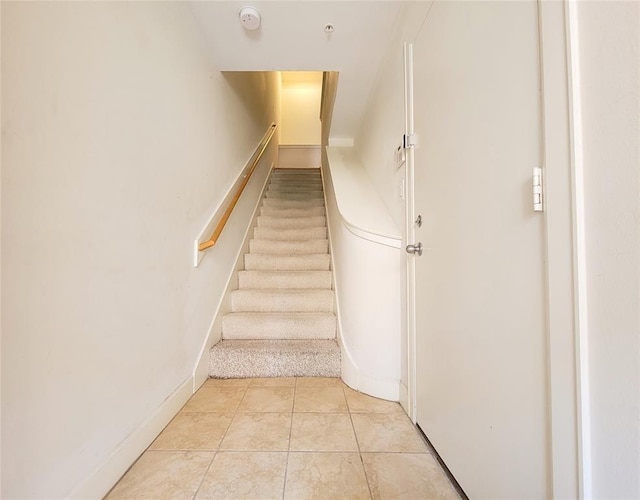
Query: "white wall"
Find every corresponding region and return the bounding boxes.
[1,3,279,498]
[577,2,640,497]
[280,75,322,145]
[353,0,433,415]
[322,147,402,401]
[356,0,640,498]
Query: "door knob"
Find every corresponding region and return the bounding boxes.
[406,242,423,256]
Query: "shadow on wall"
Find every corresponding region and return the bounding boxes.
[223,71,278,132]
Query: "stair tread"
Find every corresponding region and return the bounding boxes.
[211,339,339,351]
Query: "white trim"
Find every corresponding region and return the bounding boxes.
[539,1,583,498]
[324,147,402,245]
[68,377,193,500]
[565,1,592,496]
[404,42,417,422]
[320,164,360,392]
[399,380,410,416]
[358,373,400,402]
[342,221,401,249]
[321,155,400,401]
[192,162,275,388]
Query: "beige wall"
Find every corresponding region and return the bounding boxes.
[280,73,322,145]
[0,2,279,497]
[577,2,640,497]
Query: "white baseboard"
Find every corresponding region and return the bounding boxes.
[399,380,410,416]
[69,377,193,500]
[358,373,400,402]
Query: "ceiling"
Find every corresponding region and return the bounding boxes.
[188,1,407,139]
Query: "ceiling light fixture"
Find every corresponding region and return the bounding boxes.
[239,7,261,31]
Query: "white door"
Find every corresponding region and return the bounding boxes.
[407,2,549,498]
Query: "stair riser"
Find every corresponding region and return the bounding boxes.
[260,207,325,217]
[272,171,321,176]
[262,198,325,208]
[249,239,328,254]
[269,176,322,186]
[265,192,324,199]
[270,180,322,186]
[222,314,336,340]
[231,290,334,312]
[268,186,323,193]
[209,340,340,378]
[244,254,331,271]
[238,270,332,289]
[267,190,324,197]
[257,216,326,229]
[253,227,327,241]
[269,178,322,183]
[269,176,322,181]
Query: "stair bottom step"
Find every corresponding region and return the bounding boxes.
[209,339,340,378]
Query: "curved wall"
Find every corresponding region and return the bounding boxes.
[322,146,402,401]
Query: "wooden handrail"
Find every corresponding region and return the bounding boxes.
[198,123,277,251]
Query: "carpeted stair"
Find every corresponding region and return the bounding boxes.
[209,168,340,378]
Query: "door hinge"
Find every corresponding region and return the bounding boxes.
[403,133,416,149]
[533,167,543,212]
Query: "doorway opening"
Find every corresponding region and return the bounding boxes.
[279,71,323,168]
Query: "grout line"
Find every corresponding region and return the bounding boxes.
[192,451,216,500]
[282,379,299,500]
[191,381,248,498]
[343,384,374,499]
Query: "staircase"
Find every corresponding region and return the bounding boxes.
[209,167,341,378]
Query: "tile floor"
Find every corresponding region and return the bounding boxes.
[106,377,460,499]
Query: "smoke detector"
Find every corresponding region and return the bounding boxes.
[239,7,261,31]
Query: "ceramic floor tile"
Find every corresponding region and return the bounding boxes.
[106,451,212,499]
[344,387,404,414]
[237,387,295,412]
[248,377,297,387]
[203,378,251,389]
[362,453,460,499]
[294,386,348,412]
[284,452,370,500]
[290,413,358,452]
[149,412,234,451]
[195,452,287,499]
[351,413,428,453]
[220,413,291,451]
[296,377,345,388]
[182,387,245,413]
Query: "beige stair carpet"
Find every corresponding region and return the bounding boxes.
[210,167,340,378]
